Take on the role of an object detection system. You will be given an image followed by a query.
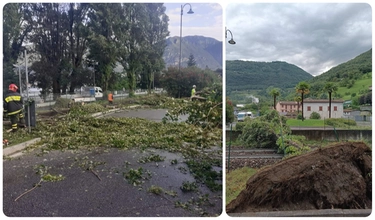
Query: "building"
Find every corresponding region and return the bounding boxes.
[276,99,344,119]
[276,101,301,113]
[303,99,344,119]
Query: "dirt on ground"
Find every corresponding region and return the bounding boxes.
[226,141,372,213]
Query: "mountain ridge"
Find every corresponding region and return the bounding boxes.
[163,35,222,70]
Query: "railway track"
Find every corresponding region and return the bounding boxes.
[226,147,284,170]
[226,148,284,159]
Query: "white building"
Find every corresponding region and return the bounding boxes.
[303,99,344,119]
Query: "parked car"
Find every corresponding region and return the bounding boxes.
[237,111,252,122]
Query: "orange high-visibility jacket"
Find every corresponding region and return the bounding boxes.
[108,93,113,101]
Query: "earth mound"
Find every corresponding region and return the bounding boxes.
[226,142,372,213]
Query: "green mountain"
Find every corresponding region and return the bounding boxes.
[226,60,313,101]
[163,36,222,70]
[309,49,371,84]
[307,48,372,100]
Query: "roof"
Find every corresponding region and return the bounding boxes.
[278,101,298,105]
[303,99,344,103]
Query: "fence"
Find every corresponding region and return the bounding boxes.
[27,89,165,109]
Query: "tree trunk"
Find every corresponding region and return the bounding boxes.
[301,93,304,121]
[274,96,276,110]
[329,92,332,118]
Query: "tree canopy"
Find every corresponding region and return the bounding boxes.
[2,3,169,97]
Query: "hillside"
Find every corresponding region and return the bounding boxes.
[309,49,372,84]
[226,60,313,101]
[163,36,222,70]
[307,48,372,100]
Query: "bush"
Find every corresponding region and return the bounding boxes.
[239,110,290,149]
[239,120,278,148]
[297,113,304,120]
[277,135,310,157]
[235,122,245,131]
[325,118,357,127]
[310,112,321,119]
[54,97,71,108]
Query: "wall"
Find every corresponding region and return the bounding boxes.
[225,129,372,142]
[303,102,344,119]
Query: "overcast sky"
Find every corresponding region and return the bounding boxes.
[164,3,223,41]
[225,3,372,76]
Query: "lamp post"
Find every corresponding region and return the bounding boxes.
[225,27,236,44]
[13,64,22,96]
[179,3,194,73]
[24,49,31,132]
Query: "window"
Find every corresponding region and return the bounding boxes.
[307,106,311,111]
[334,106,338,111]
[319,106,322,111]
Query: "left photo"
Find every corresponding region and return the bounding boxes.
[2,2,223,217]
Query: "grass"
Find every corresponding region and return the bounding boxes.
[336,76,372,101]
[287,118,372,130]
[2,128,40,148]
[226,167,257,205]
[286,119,327,127]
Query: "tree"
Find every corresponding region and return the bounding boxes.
[3,3,169,98]
[27,3,72,99]
[294,96,302,114]
[67,3,91,93]
[269,88,280,110]
[161,67,218,98]
[187,54,196,67]
[87,3,122,92]
[226,98,234,124]
[138,3,169,94]
[323,82,338,118]
[295,81,310,121]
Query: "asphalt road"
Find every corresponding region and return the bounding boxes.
[3,109,222,217]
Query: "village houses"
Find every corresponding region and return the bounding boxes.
[276,99,344,119]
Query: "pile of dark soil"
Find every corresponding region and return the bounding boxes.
[226,142,372,213]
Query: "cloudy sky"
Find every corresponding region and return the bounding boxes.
[225,3,372,76]
[164,3,223,41]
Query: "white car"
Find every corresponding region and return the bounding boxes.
[237,111,252,122]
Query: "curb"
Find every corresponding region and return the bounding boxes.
[91,105,140,118]
[91,108,119,118]
[3,138,41,157]
[228,209,372,217]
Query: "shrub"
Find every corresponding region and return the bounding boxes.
[240,120,278,148]
[54,97,71,108]
[239,110,290,149]
[310,112,321,119]
[297,113,304,120]
[325,118,357,127]
[234,122,245,131]
[277,135,310,157]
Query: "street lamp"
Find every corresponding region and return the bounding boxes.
[23,47,31,132]
[179,3,194,73]
[225,27,236,44]
[13,64,23,96]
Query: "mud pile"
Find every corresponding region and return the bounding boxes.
[226,142,372,213]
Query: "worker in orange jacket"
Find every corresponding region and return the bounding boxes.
[108,92,113,105]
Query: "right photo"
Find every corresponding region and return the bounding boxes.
[225,3,372,217]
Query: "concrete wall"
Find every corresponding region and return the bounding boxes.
[226,129,372,142]
[291,129,372,141]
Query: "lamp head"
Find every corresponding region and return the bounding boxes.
[228,39,236,45]
[187,8,194,14]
